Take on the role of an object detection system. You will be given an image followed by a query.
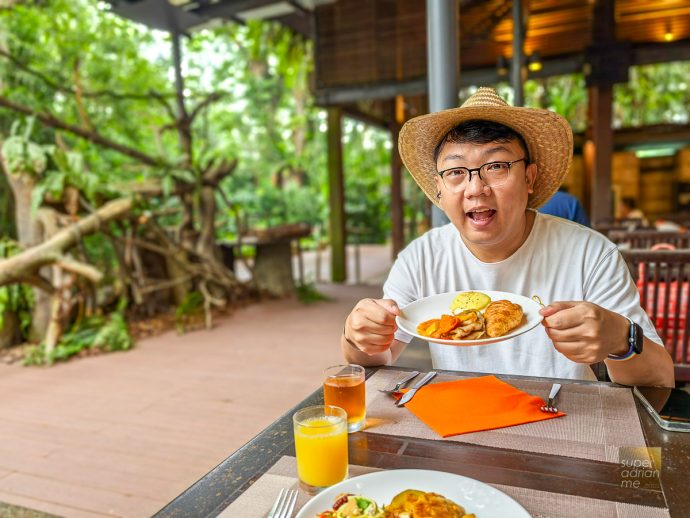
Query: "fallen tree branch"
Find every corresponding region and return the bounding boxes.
[55,257,103,284]
[0,197,133,288]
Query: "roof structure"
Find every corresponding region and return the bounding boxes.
[110,0,690,125]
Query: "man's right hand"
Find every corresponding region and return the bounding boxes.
[344,298,400,355]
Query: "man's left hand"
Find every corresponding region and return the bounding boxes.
[539,301,629,364]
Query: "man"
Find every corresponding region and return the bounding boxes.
[341,87,673,387]
[539,187,590,227]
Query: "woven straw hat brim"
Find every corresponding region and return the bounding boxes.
[399,104,573,209]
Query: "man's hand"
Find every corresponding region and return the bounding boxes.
[539,301,629,364]
[344,298,400,356]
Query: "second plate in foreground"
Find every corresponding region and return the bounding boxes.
[295,468,531,518]
[396,290,543,346]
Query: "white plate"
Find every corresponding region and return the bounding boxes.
[396,290,543,346]
[295,469,531,517]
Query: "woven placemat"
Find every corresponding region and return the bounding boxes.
[217,456,669,517]
[364,370,647,464]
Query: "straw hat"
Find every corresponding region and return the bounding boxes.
[398,87,573,209]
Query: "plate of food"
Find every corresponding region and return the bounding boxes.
[396,290,543,346]
[296,468,531,517]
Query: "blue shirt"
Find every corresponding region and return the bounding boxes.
[539,191,590,227]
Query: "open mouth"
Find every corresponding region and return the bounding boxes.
[466,208,496,222]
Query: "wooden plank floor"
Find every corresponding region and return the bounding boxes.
[0,244,406,517]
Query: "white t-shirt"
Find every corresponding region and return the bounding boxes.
[383,211,662,381]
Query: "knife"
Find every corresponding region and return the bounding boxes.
[396,371,437,407]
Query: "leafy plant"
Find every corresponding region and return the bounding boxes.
[175,290,204,333]
[23,302,133,366]
[295,280,330,304]
[0,238,34,338]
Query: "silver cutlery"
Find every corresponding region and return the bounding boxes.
[396,371,437,407]
[540,383,562,413]
[378,370,420,394]
[268,488,298,518]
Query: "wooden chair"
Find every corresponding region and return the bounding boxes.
[608,230,690,249]
[621,249,690,382]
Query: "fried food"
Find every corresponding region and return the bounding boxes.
[417,310,484,340]
[384,489,474,518]
[450,291,491,314]
[484,300,523,337]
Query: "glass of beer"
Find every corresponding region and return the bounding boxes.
[323,364,366,433]
[293,405,348,494]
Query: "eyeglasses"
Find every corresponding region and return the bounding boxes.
[437,158,527,192]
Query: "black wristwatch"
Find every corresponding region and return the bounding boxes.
[608,317,644,361]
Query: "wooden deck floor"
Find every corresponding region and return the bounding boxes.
[0,280,405,518]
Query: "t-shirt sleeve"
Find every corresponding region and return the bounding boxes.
[583,247,663,347]
[383,251,419,344]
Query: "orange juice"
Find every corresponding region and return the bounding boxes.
[293,411,348,491]
[324,376,366,427]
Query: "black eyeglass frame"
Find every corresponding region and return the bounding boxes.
[437,158,528,187]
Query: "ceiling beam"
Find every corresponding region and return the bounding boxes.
[314,39,690,106]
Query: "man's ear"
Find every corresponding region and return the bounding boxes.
[526,163,538,194]
[434,174,443,194]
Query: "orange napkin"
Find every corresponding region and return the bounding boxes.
[395,375,566,437]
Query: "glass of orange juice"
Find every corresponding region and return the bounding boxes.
[323,364,366,433]
[293,405,348,494]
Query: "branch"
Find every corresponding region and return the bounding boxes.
[0,95,169,167]
[55,257,103,283]
[0,48,177,104]
[188,92,228,123]
[0,197,133,288]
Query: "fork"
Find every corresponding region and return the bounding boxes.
[378,370,420,394]
[540,383,562,413]
[268,488,298,518]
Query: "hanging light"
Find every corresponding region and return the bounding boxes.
[496,56,509,77]
[664,23,674,42]
[527,52,542,72]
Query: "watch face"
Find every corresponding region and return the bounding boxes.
[633,322,644,354]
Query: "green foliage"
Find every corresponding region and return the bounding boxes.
[0,238,33,338]
[23,303,133,366]
[295,281,330,304]
[175,290,204,333]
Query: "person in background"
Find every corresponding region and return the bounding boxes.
[539,186,590,227]
[618,197,648,227]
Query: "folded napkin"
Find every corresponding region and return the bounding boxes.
[396,375,566,437]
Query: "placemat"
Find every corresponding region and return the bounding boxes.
[364,370,647,464]
[218,456,670,517]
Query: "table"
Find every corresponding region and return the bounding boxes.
[153,367,690,517]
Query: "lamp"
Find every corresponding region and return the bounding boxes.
[664,23,674,42]
[496,56,509,77]
[527,52,542,72]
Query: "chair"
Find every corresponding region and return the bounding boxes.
[608,230,690,249]
[621,249,690,382]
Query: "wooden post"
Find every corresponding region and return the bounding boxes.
[327,107,346,283]
[589,86,614,224]
[390,121,404,258]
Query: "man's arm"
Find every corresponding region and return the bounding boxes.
[605,335,674,387]
[341,334,408,366]
[541,302,675,387]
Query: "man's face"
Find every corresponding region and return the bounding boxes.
[434,138,538,259]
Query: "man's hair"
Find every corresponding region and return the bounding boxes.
[433,120,531,165]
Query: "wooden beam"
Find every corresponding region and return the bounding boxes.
[327,107,346,283]
[390,123,404,259]
[589,84,614,225]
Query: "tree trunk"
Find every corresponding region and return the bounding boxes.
[5,171,53,338]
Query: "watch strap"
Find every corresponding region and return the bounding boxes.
[607,316,642,361]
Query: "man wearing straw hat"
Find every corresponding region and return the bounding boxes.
[341,87,674,387]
